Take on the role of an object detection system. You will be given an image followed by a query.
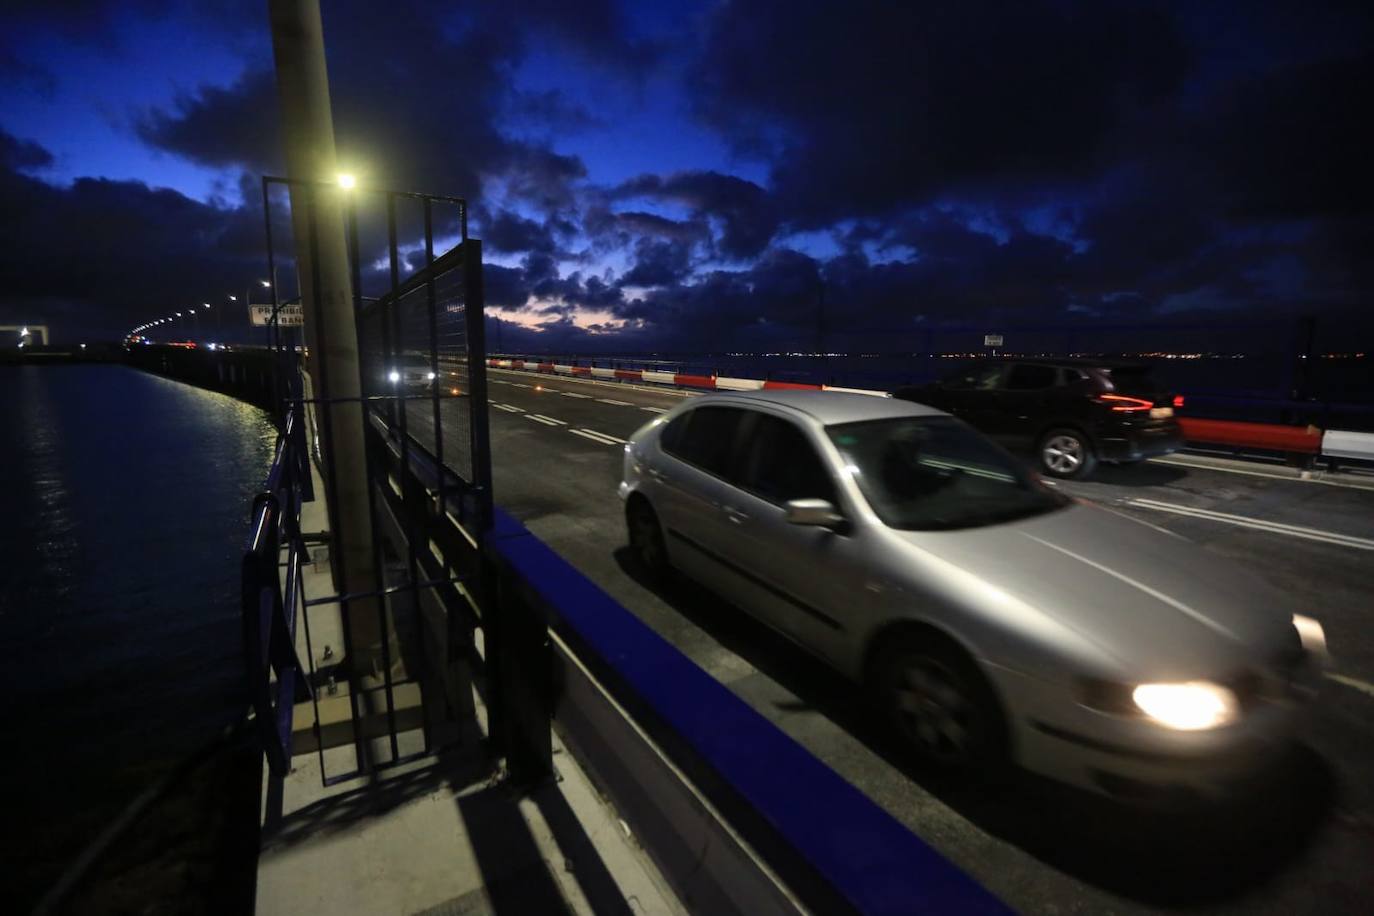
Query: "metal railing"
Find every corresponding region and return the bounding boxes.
[241,406,314,776]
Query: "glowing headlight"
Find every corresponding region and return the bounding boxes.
[388,370,400,383]
[426,371,437,380]
[1132,681,1237,730]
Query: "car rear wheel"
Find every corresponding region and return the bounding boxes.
[873,636,1008,775]
[1038,428,1097,479]
[626,499,670,582]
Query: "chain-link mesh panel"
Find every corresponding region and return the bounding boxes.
[355,245,480,490]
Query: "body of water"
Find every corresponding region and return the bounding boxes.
[0,363,276,908]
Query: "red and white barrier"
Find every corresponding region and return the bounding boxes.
[484,360,1371,461]
[1179,418,1321,454]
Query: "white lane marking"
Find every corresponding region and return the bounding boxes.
[560,391,593,399]
[525,415,561,426]
[579,428,626,444]
[1150,456,1374,491]
[1021,533,1239,639]
[493,403,523,413]
[509,382,531,388]
[1127,498,1374,551]
[531,414,567,425]
[1327,673,1374,698]
[571,429,620,445]
[596,398,633,406]
[640,406,667,414]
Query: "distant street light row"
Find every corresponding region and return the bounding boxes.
[126,176,354,340]
[125,280,273,342]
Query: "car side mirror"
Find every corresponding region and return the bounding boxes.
[784,498,846,529]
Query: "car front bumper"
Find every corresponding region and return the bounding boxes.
[984,658,1320,802]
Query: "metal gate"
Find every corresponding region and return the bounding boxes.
[253,178,515,787]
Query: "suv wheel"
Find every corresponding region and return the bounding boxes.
[1038,428,1097,479]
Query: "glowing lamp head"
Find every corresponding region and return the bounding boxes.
[337,172,357,190]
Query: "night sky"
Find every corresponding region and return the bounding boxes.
[1,1,1371,351]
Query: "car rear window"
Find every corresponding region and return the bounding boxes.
[663,406,748,478]
[1104,366,1162,396]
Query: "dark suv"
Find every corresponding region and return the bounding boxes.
[893,360,1183,478]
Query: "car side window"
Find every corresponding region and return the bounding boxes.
[941,363,1002,390]
[739,414,838,506]
[663,406,747,479]
[659,410,690,452]
[1003,364,1058,390]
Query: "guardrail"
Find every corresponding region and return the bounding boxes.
[241,408,314,775]
[488,359,1374,465]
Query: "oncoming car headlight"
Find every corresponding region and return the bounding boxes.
[1132,681,1237,731]
[388,370,400,383]
[426,371,437,380]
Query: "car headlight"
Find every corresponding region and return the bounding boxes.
[426,371,436,380]
[1132,681,1237,730]
[388,370,400,383]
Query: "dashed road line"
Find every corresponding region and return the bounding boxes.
[493,403,523,413]
[571,429,622,446]
[1127,498,1374,550]
[596,398,633,406]
[575,428,626,444]
[640,406,667,414]
[509,382,531,388]
[1327,672,1374,698]
[531,414,567,425]
[560,391,593,399]
[525,415,561,426]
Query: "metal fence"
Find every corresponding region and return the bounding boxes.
[252,178,511,787]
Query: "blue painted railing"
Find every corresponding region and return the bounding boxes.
[486,507,1009,915]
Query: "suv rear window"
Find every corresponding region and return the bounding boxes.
[1104,366,1162,396]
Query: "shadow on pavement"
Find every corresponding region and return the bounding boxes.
[613,548,1339,908]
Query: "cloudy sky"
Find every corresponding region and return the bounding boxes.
[1,0,1370,351]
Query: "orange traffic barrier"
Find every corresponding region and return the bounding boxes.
[1179,418,1322,454]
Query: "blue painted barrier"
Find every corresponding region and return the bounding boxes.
[487,508,1009,916]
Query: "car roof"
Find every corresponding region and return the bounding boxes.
[691,389,947,424]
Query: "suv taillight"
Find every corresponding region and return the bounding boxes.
[1173,395,1184,408]
[1095,393,1153,412]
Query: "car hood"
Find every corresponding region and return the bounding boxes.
[892,501,1298,680]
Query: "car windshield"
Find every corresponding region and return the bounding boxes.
[826,416,1069,531]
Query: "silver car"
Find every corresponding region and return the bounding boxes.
[618,390,1327,800]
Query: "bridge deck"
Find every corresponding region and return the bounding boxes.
[395,367,1374,915]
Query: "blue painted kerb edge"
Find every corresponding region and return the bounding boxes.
[488,508,1008,915]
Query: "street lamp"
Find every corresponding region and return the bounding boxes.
[337,172,357,190]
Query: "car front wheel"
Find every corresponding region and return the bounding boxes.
[873,636,1008,775]
[1038,428,1097,479]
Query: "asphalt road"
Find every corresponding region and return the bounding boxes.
[404,369,1374,914]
